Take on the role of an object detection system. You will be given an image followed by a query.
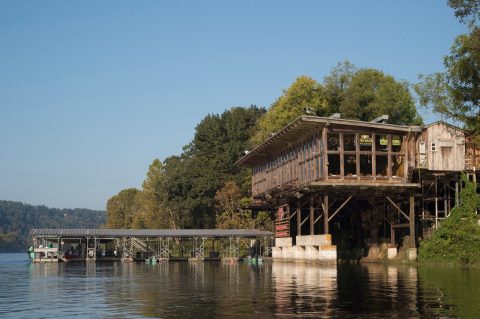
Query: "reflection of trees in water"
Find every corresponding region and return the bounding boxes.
[418,265,480,318]
[103,262,275,318]
[335,264,421,317]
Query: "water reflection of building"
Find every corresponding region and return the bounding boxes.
[271,262,456,318]
[272,263,337,317]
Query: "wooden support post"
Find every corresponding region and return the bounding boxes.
[355,133,360,180]
[310,196,314,235]
[323,127,328,180]
[372,133,376,181]
[340,133,344,180]
[323,194,329,234]
[409,195,415,248]
[297,202,301,237]
[387,134,392,180]
[390,225,395,247]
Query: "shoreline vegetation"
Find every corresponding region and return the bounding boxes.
[418,175,480,265]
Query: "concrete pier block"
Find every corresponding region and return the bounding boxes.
[407,248,417,261]
[283,246,293,260]
[292,246,305,261]
[387,248,397,260]
[275,237,292,248]
[305,246,320,261]
[272,247,282,259]
[319,245,337,262]
[296,235,331,246]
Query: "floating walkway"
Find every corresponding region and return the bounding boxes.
[29,228,273,263]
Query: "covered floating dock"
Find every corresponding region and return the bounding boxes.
[29,228,273,263]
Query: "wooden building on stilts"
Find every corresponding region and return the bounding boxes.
[236,115,480,262]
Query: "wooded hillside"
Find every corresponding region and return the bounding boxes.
[0,200,105,252]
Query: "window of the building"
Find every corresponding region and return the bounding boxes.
[376,155,388,177]
[344,154,357,177]
[343,134,356,151]
[328,154,340,176]
[375,134,388,152]
[360,154,373,176]
[328,133,340,151]
[392,135,402,152]
[431,142,436,152]
[392,154,405,177]
[359,134,372,151]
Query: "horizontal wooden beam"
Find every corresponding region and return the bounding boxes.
[392,223,410,228]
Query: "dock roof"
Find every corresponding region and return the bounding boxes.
[30,228,273,238]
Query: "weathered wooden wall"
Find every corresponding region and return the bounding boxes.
[418,123,466,171]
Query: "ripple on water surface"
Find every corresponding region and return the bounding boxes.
[0,253,478,318]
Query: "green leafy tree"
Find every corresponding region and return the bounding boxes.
[251,76,327,145]
[141,159,178,229]
[215,181,273,231]
[323,60,357,111]
[105,188,141,229]
[340,69,422,125]
[185,106,265,227]
[448,0,480,25]
[415,1,480,137]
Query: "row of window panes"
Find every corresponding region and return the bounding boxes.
[327,154,405,178]
[327,133,403,152]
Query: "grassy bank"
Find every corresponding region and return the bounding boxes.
[418,175,480,265]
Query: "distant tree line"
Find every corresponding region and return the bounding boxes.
[0,200,105,252]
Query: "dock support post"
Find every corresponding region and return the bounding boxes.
[296,201,301,237]
[323,194,329,234]
[409,195,415,248]
[310,196,314,235]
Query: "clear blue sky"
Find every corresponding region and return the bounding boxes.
[0,1,468,210]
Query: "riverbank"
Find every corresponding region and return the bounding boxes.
[418,175,480,266]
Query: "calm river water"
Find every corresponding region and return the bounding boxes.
[0,253,479,318]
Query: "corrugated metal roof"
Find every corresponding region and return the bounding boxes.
[30,228,273,238]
